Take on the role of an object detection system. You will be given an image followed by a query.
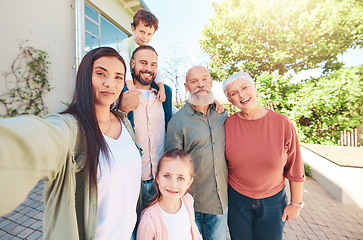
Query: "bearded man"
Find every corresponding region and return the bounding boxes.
[120,45,172,209]
[165,66,228,240]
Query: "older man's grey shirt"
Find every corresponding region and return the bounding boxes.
[165,101,228,215]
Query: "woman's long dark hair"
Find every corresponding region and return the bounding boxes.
[62,47,126,188]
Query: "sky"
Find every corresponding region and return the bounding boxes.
[143,0,363,102]
[144,0,217,54]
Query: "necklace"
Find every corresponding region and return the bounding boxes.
[103,116,112,135]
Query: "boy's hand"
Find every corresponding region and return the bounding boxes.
[156,82,166,102]
[119,90,141,113]
[213,100,224,114]
[157,89,166,102]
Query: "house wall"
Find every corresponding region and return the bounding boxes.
[0,0,136,114]
[0,0,76,113]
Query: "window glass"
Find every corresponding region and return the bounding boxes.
[85,18,99,37]
[84,3,128,53]
[85,32,99,53]
[85,4,98,22]
[101,17,128,50]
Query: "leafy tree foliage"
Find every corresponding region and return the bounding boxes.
[255,65,363,144]
[201,0,363,79]
[290,66,363,144]
[256,73,298,113]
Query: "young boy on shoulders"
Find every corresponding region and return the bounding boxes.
[120,9,166,102]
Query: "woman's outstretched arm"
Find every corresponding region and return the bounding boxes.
[0,114,78,216]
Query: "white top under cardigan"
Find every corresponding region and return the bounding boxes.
[160,198,193,240]
[137,193,202,240]
[96,120,142,240]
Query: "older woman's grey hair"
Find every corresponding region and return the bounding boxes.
[222,72,255,99]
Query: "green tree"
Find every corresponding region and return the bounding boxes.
[200,0,363,80]
[253,66,363,145]
[290,65,363,144]
[256,73,299,114]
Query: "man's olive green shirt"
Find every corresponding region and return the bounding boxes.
[165,101,228,215]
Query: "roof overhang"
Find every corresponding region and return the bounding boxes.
[120,0,150,14]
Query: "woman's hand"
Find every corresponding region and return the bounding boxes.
[281,203,301,222]
[283,181,304,222]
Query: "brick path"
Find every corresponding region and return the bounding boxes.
[0,181,44,240]
[1,177,363,239]
[283,177,363,239]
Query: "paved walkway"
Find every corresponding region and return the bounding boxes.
[1,177,363,239]
[283,177,363,240]
[0,181,44,240]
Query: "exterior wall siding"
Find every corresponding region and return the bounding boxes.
[0,0,139,114]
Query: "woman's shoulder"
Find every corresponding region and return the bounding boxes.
[225,112,239,124]
[43,113,79,133]
[267,109,292,123]
[44,113,77,123]
[113,110,134,130]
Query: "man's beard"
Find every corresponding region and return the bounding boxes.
[133,70,155,86]
[188,86,215,106]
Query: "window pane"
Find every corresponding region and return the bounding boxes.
[85,18,99,37]
[100,16,128,51]
[85,3,98,22]
[85,32,99,53]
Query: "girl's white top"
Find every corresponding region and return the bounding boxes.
[160,198,193,240]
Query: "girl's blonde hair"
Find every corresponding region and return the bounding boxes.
[144,148,194,209]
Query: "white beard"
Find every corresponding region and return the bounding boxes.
[188,86,215,106]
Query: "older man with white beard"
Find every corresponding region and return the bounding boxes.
[165,65,228,240]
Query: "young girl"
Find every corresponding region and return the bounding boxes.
[136,148,202,240]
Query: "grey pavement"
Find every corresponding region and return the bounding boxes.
[283,177,363,240]
[1,177,363,239]
[0,181,44,240]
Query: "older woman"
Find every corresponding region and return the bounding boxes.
[222,72,305,240]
